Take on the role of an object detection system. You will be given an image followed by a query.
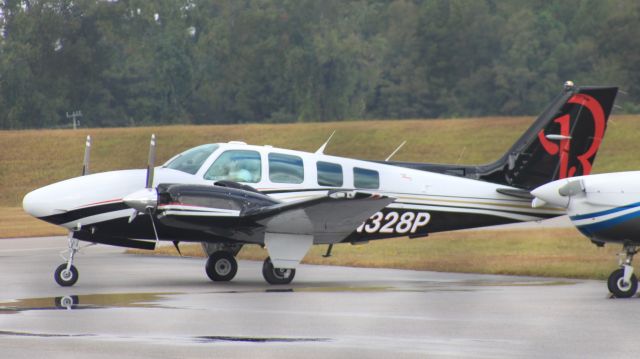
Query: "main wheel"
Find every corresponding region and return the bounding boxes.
[262,257,295,285]
[205,251,238,282]
[607,268,638,298]
[54,264,79,287]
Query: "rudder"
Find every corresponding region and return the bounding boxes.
[480,82,618,190]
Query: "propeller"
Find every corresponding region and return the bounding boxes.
[123,134,160,243]
[146,134,156,188]
[82,135,91,176]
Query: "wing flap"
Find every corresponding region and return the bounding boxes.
[247,191,395,241]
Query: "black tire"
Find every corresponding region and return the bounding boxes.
[262,257,295,285]
[205,252,238,281]
[607,268,638,298]
[54,264,79,287]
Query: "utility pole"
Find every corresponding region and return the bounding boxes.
[66,110,82,130]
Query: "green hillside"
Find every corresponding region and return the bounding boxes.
[2,115,640,208]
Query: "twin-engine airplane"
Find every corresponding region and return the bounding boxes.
[23,82,617,287]
[532,172,640,298]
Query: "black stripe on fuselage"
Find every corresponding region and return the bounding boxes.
[39,202,130,225]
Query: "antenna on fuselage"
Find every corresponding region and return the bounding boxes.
[82,135,91,176]
[315,130,336,154]
[385,141,407,162]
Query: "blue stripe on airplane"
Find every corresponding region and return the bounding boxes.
[570,201,640,221]
[575,208,640,234]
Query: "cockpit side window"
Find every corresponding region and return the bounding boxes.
[164,144,219,175]
[204,150,262,183]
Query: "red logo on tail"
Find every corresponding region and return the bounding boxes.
[537,94,606,179]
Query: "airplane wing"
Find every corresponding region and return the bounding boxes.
[244,191,395,241]
[153,184,394,269]
[247,191,394,269]
[156,187,394,241]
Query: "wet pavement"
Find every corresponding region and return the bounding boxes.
[1,236,639,358]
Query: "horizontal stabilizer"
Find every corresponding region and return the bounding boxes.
[496,188,533,200]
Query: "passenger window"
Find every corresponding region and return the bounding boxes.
[204,150,261,183]
[353,167,379,189]
[317,161,343,187]
[269,153,304,184]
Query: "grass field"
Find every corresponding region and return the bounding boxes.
[2,115,640,208]
[2,115,638,278]
[0,207,66,238]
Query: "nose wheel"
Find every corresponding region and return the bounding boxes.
[607,245,638,298]
[54,263,79,287]
[54,233,80,287]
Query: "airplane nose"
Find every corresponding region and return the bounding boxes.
[22,187,58,219]
[530,181,570,208]
[22,189,48,218]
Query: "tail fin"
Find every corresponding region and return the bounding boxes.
[386,82,618,191]
[480,82,617,190]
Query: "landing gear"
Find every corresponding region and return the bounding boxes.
[202,243,242,282]
[608,245,638,298]
[205,251,238,281]
[54,264,79,287]
[262,257,295,285]
[54,234,80,287]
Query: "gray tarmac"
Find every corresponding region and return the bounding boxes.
[1,236,639,359]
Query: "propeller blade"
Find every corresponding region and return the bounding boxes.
[148,208,160,244]
[146,134,156,189]
[128,210,138,223]
[82,135,91,176]
[172,241,182,256]
[125,134,161,243]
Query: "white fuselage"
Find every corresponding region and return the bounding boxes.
[24,142,563,240]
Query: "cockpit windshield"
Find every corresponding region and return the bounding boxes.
[163,144,219,174]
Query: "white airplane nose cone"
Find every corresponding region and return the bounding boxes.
[22,188,56,218]
[22,190,38,217]
[531,181,570,208]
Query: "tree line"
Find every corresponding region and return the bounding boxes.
[0,0,638,129]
